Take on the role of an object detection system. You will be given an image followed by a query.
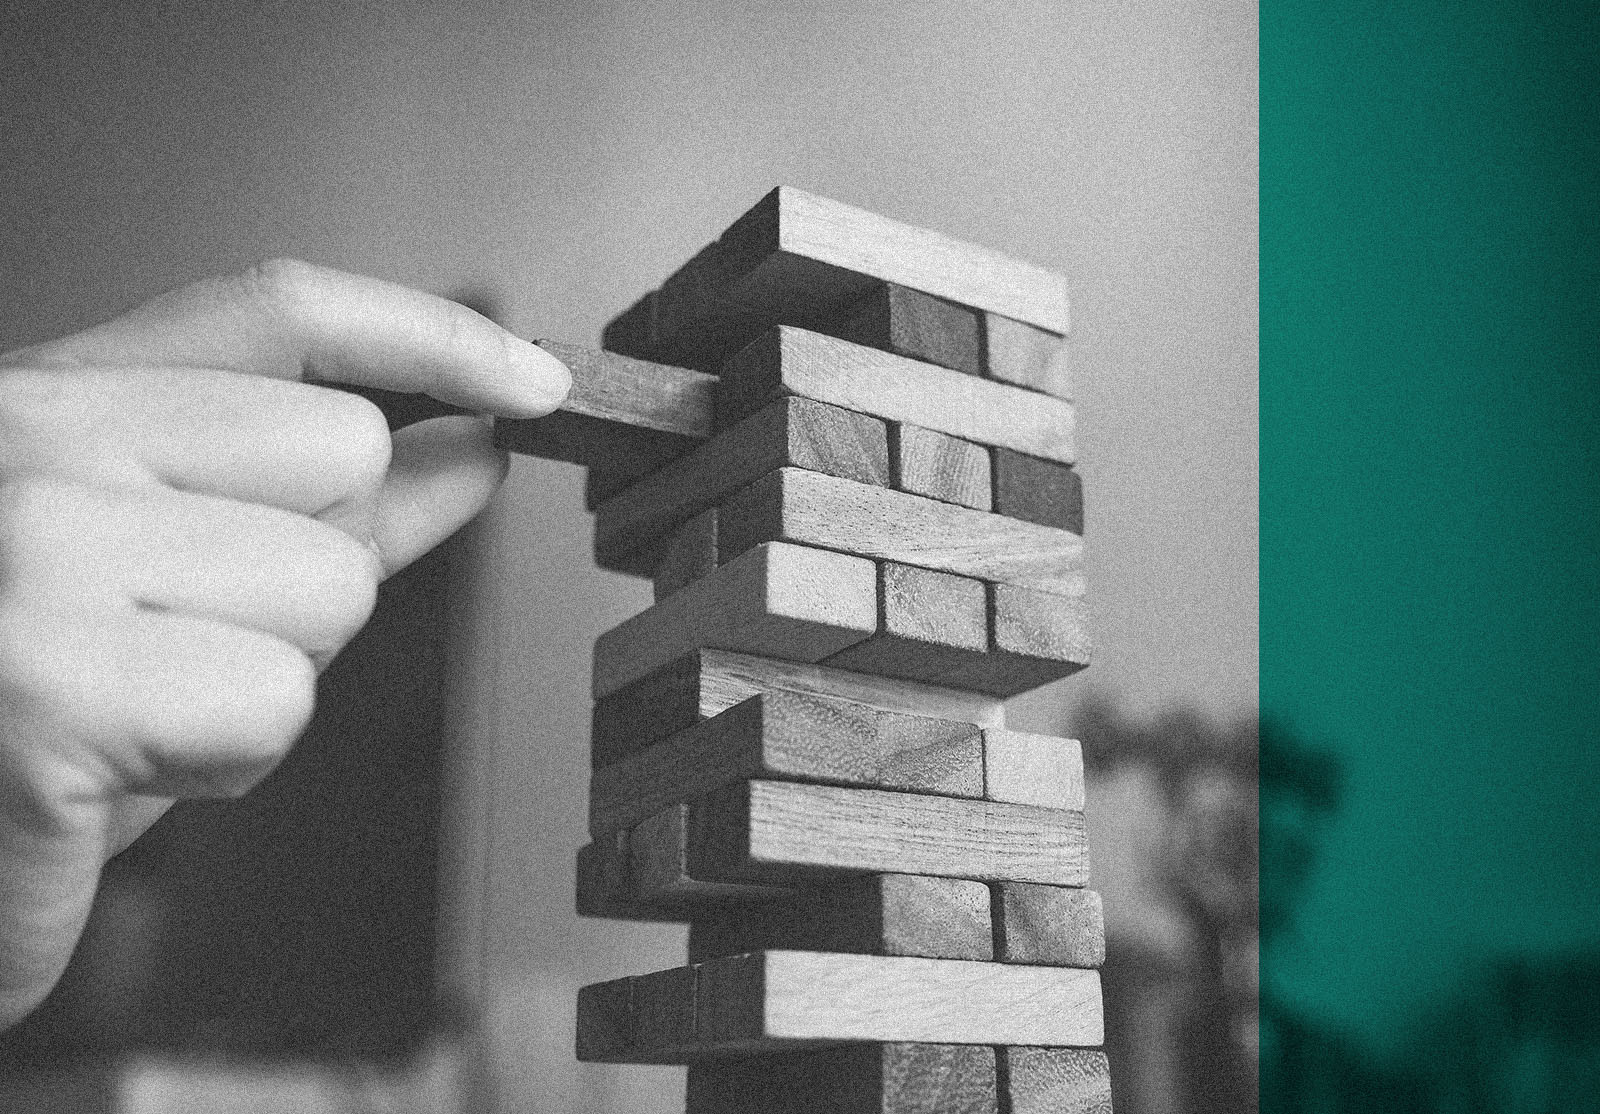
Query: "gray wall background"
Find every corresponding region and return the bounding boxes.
[2,2,1257,1109]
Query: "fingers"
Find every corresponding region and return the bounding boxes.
[372,415,507,574]
[1,259,572,419]
[1,477,381,659]
[0,366,394,518]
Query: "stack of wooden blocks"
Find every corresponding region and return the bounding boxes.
[496,187,1109,1113]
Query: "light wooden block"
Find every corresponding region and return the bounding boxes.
[717,468,1084,599]
[629,187,1067,369]
[933,584,1091,695]
[695,950,1103,1052]
[719,326,1075,465]
[688,873,993,963]
[825,562,996,689]
[993,885,1105,968]
[1000,1048,1113,1114]
[590,691,983,836]
[984,313,1071,400]
[892,423,992,510]
[687,1042,999,1114]
[983,730,1086,810]
[494,342,714,485]
[593,394,889,575]
[687,780,1090,887]
[589,648,1005,769]
[653,508,718,601]
[592,541,877,699]
[993,448,1083,533]
[823,283,984,377]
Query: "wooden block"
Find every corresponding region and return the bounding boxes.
[589,648,1006,770]
[823,283,984,376]
[574,976,635,1062]
[993,448,1083,533]
[825,562,997,689]
[594,394,889,575]
[688,873,993,963]
[694,950,1103,1052]
[632,964,698,1062]
[575,834,685,923]
[600,290,659,359]
[584,467,635,510]
[930,584,1092,696]
[631,803,797,906]
[589,691,983,836]
[494,342,715,487]
[688,780,1090,887]
[645,187,1068,372]
[993,885,1106,968]
[984,730,1086,810]
[591,541,878,699]
[999,1048,1113,1114]
[653,508,718,601]
[893,423,992,510]
[717,468,1084,599]
[984,313,1071,400]
[719,327,1076,465]
[687,1042,999,1114]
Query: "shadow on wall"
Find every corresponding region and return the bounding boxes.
[1078,698,1600,1114]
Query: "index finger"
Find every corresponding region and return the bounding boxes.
[0,260,572,419]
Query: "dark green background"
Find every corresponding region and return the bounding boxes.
[1263,0,1599,1044]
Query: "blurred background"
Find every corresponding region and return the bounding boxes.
[2,0,1260,1109]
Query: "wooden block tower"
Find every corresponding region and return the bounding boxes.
[497,187,1109,1113]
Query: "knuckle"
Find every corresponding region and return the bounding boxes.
[323,389,394,490]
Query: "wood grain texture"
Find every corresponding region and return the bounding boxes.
[826,562,1003,689]
[999,1048,1113,1114]
[823,283,984,377]
[632,803,798,906]
[993,448,1084,533]
[494,341,715,485]
[589,691,983,836]
[717,468,1085,599]
[688,780,1091,887]
[594,394,889,575]
[696,950,1103,1051]
[983,313,1071,400]
[688,873,993,963]
[592,541,878,699]
[993,885,1106,968]
[931,584,1092,696]
[589,647,1005,770]
[719,327,1076,465]
[687,1042,999,1114]
[893,422,992,510]
[984,730,1086,810]
[653,508,718,601]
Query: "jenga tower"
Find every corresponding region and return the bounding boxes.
[497,187,1108,1113]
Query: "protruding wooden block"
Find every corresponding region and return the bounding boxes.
[993,885,1106,968]
[575,977,635,1062]
[984,730,1086,810]
[717,468,1084,599]
[823,284,984,377]
[624,187,1068,370]
[632,965,698,1063]
[983,313,1071,400]
[653,508,718,601]
[592,541,878,699]
[687,1042,999,1114]
[826,562,992,688]
[594,394,889,575]
[719,327,1075,465]
[590,691,983,836]
[993,448,1083,533]
[589,648,1006,770]
[494,342,714,486]
[893,423,992,510]
[688,873,993,963]
[999,1048,1113,1114]
[687,780,1091,887]
[694,950,1103,1052]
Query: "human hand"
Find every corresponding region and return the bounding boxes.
[0,260,570,1028]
